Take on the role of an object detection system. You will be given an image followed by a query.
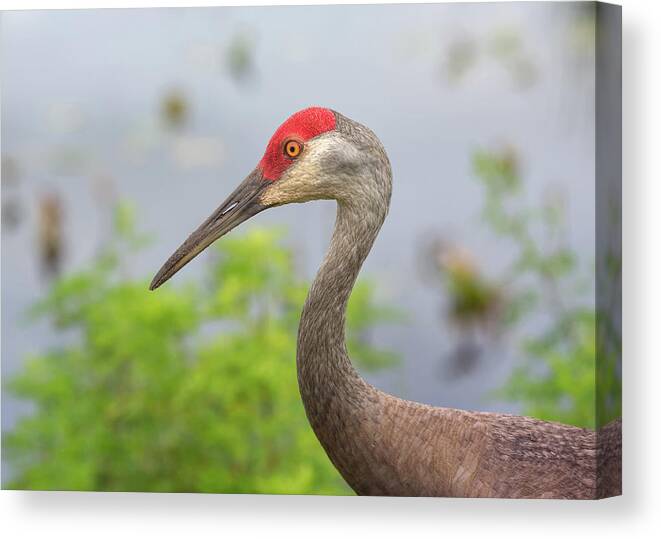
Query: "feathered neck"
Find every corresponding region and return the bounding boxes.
[295,194,389,486]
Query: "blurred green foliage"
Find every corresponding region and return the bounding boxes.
[160,89,189,130]
[443,26,537,90]
[443,261,500,327]
[226,31,255,83]
[4,204,400,493]
[472,149,621,429]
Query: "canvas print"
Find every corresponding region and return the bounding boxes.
[1,2,621,498]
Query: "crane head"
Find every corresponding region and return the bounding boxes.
[150,106,388,290]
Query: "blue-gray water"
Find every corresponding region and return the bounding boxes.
[1,3,595,474]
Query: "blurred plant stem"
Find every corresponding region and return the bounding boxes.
[37,192,65,280]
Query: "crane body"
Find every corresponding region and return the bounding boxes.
[151,108,621,498]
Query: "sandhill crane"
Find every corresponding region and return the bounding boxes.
[151,107,621,498]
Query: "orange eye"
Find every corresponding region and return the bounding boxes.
[284,139,302,158]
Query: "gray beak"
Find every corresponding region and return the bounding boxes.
[150,168,268,290]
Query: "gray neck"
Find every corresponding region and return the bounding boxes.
[296,197,386,428]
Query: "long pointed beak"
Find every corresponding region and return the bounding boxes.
[150,168,268,290]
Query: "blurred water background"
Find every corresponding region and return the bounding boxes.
[1,3,598,485]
